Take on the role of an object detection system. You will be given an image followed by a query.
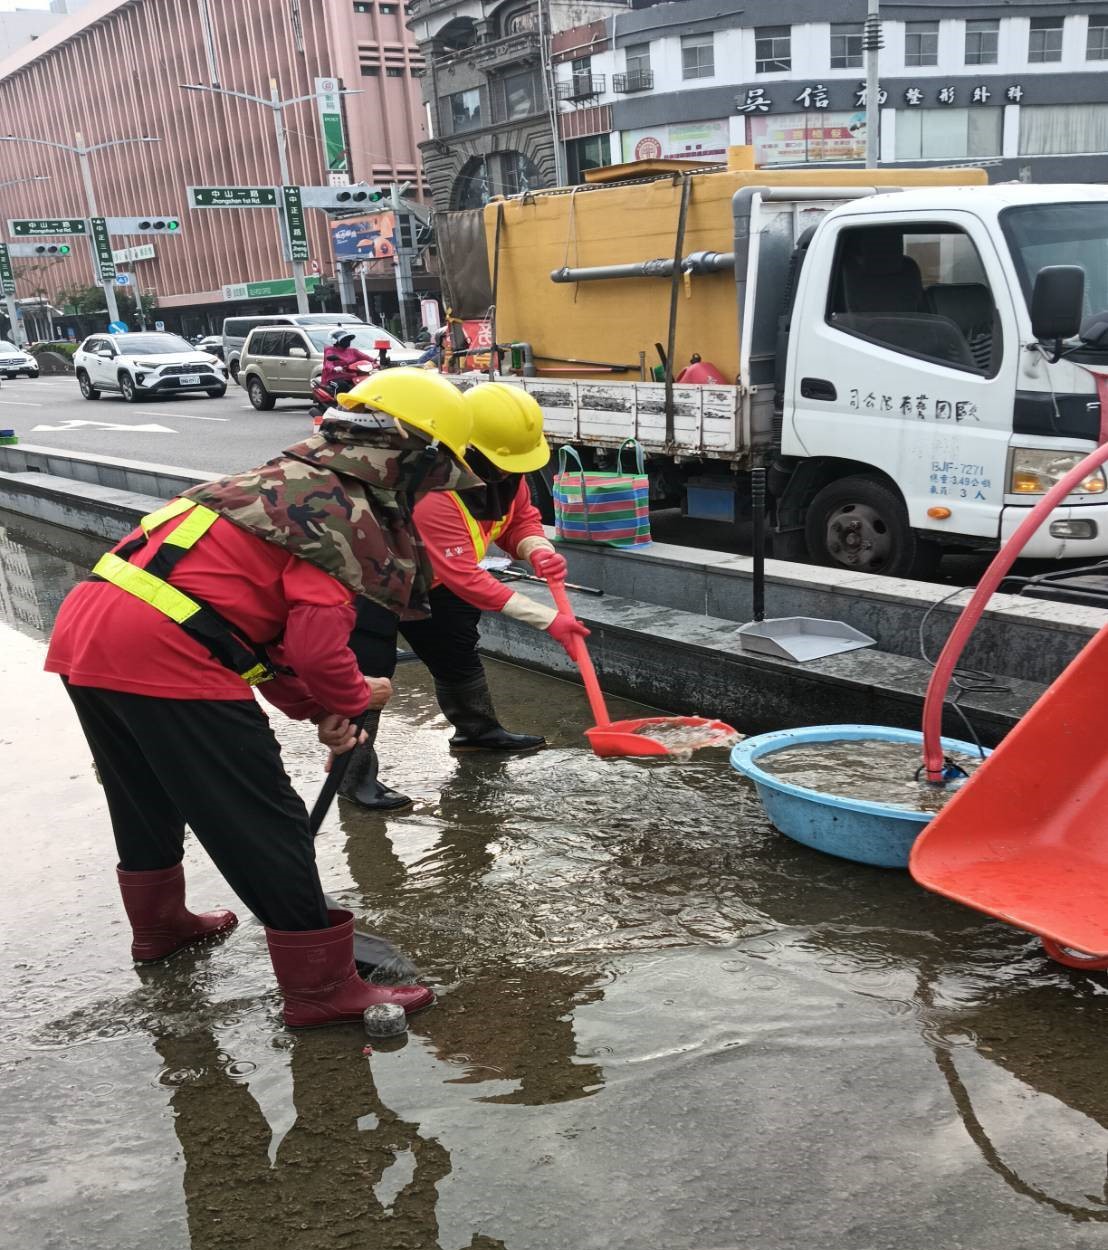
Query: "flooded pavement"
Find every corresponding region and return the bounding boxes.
[5,513,1108,1250]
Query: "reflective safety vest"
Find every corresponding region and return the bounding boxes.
[90,497,279,687]
[445,490,511,562]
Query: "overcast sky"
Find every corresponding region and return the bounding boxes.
[0,1,55,11]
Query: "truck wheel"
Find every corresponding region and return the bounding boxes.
[804,476,940,578]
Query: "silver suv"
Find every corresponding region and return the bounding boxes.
[238,324,419,410]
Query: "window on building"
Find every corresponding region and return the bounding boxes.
[503,69,540,118]
[380,3,398,11]
[360,64,380,76]
[830,23,863,70]
[965,19,999,65]
[567,134,611,184]
[1019,103,1108,155]
[449,87,482,133]
[504,7,537,34]
[896,107,1002,160]
[755,26,791,74]
[905,21,938,67]
[353,1,370,11]
[749,112,867,165]
[1087,19,1108,60]
[681,33,714,79]
[571,55,593,93]
[1028,16,1063,63]
[386,66,404,76]
[827,225,999,376]
[626,42,651,75]
[410,67,424,76]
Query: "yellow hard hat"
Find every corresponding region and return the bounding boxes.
[462,382,550,473]
[337,368,472,463]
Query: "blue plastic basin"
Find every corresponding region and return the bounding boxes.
[730,724,987,869]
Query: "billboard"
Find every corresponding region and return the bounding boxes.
[329,212,396,260]
[749,112,867,166]
[620,120,730,164]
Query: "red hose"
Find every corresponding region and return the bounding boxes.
[922,435,1108,781]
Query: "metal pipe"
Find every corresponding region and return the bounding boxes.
[550,250,735,284]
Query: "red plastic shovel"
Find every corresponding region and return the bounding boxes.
[546,577,738,759]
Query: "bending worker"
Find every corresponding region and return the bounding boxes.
[45,370,479,1029]
[342,381,588,810]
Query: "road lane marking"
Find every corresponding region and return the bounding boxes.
[31,418,176,433]
[134,410,227,422]
[0,399,43,406]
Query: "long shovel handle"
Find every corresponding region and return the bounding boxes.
[309,707,372,838]
[547,576,611,729]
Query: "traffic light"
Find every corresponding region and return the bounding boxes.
[298,185,387,210]
[34,243,70,255]
[104,215,182,234]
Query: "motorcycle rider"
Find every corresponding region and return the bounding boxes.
[321,329,374,393]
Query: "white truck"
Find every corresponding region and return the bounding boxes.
[452,178,1108,578]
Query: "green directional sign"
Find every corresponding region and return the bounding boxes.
[89,216,116,281]
[0,244,15,296]
[9,217,87,236]
[282,185,310,263]
[189,187,277,208]
[222,276,321,301]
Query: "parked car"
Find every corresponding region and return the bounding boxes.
[0,340,39,378]
[195,335,224,360]
[238,324,422,410]
[74,332,229,402]
[222,312,362,381]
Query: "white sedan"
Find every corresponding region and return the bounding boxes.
[74,331,228,402]
[0,340,39,378]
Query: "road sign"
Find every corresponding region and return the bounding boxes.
[221,275,321,301]
[309,258,322,276]
[8,218,87,236]
[154,320,165,331]
[114,273,132,286]
[105,216,181,234]
[282,185,309,263]
[189,187,277,208]
[0,244,14,296]
[108,320,129,333]
[89,216,116,280]
[315,77,349,173]
[112,243,156,264]
[328,172,351,187]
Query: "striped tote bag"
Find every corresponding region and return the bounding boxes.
[553,440,651,548]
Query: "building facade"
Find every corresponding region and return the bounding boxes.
[551,0,1108,184]
[0,0,430,331]
[407,0,627,209]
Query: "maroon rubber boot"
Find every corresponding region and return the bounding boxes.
[116,864,238,963]
[266,908,434,1029]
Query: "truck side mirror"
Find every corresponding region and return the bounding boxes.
[1031,265,1084,345]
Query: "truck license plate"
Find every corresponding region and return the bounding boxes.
[179,374,201,385]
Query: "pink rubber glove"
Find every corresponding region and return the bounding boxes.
[547,611,590,659]
[531,547,567,582]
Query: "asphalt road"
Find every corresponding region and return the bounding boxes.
[1,373,317,475]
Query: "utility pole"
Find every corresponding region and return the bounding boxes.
[0,173,48,345]
[389,182,419,341]
[864,0,882,169]
[73,133,120,325]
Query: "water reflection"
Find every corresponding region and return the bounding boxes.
[0,516,101,639]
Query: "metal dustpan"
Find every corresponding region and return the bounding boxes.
[737,468,875,664]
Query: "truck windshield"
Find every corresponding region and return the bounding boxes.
[1000,202,1108,319]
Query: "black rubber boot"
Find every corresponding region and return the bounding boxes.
[434,674,545,753]
[338,713,413,811]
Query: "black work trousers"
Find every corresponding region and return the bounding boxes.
[349,586,485,686]
[64,681,329,932]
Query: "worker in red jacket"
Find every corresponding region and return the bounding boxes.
[320,328,373,391]
[45,369,480,1027]
[341,382,588,810]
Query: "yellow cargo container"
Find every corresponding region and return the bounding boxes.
[483,153,987,382]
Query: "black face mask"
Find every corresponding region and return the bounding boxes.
[459,449,522,520]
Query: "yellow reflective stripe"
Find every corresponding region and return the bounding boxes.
[448,491,489,561]
[139,496,197,536]
[92,552,202,625]
[162,503,219,549]
[240,663,270,687]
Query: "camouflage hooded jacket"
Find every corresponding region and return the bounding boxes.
[184,414,480,618]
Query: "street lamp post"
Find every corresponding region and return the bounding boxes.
[0,173,49,345]
[0,133,159,327]
[181,81,360,315]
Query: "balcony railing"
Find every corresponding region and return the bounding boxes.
[612,70,654,93]
[556,74,605,102]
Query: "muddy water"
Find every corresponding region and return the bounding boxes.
[761,740,985,812]
[5,513,1108,1250]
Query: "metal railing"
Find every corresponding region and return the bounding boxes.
[556,74,605,101]
[612,70,653,93]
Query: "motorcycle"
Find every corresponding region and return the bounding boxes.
[308,358,376,422]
